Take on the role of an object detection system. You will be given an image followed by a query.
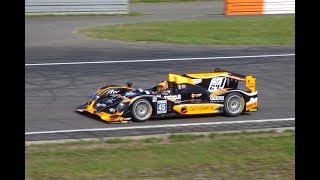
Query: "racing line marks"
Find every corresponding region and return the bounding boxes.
[25,54,295,66]
[26,117,295,135]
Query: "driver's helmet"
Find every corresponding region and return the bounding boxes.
[156,81,168,92]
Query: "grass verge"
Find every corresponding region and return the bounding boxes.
[26,130,295,179]
[78,15,294,45]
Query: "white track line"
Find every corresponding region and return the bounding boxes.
[25,118,295,135]
[25,54,295,66]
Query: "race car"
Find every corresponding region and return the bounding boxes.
[76,68,258,123]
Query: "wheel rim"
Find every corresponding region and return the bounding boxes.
[227,95,243,114]
[134,101,151,120]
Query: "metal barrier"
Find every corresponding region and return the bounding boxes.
[26,0,129,15]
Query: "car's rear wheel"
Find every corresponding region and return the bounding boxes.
[223,92,245,117]
[132,98,153,122]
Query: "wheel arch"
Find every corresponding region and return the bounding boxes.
[121,96,156,121]
[223,91,246,117]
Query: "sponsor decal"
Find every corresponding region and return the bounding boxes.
[208,77,226,91]
[106,89,120,95]
[157,100,167,114]
[192,79,202,84]
[125,92,135,96]
[164,94,181,100]
[246,99,258,110]
[96,103,106,107]
[246,101,257,109]
[181,106,188,113]
[174,104,220,114]
[152,96,157,102]
[188,105,214,112]
[248,97,257,102]
[191,93,202,98]
[161,90,171,95]
[210,95,224,101]
[177,84,186,90]
[106,98,115,103]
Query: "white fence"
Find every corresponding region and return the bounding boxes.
[25,0,129,15]
[263,0,295,14]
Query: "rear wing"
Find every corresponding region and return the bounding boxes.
[214,68,256,93]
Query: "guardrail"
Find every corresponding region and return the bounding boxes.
[25,0,129,15]
[225,0,295,15]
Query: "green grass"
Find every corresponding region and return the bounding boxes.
[26,12,145,17]
[104,138,133,144]
[284,129,295,133]
[168,134,205,141]
[222,130,277,136]
[26,131,295,179]
[79,15,295,45]
[208,132,218,138]
[143,137,163,143]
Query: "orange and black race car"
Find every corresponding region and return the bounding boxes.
[76,68,258,123]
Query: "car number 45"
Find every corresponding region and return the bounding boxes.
[157,100,167,114]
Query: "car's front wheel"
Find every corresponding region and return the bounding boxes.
[132,98,153,122]
[223,92,245,117]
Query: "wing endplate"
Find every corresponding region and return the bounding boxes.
[246,75,256,92]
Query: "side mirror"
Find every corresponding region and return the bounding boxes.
[126,82,133,87]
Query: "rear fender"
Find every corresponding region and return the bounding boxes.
[225,90,258,112]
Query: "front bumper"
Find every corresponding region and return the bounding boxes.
[76,105,131,123]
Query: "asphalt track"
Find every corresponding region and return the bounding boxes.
[25,1,295,141]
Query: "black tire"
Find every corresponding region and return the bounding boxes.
[223,92,245,117]
[131,98,153,122]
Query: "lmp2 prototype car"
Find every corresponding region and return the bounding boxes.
[76,68,258,123]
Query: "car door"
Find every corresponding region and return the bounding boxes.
[176,84,210,103]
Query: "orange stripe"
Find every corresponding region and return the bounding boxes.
[225,0,263,15]
[226,0,263,3]
[225,11,262,15]
[227,4,264,8]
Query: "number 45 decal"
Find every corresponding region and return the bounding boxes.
[157,100,167,114]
